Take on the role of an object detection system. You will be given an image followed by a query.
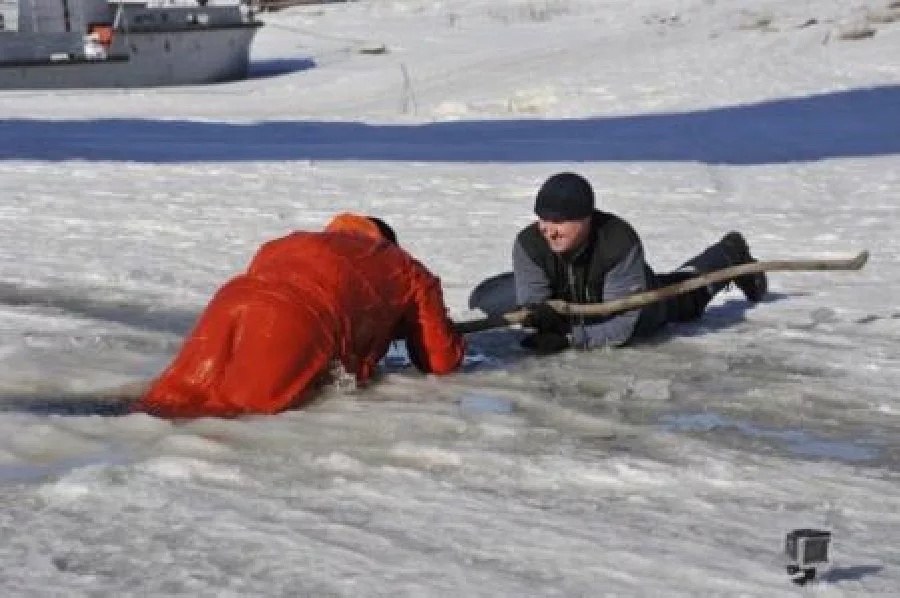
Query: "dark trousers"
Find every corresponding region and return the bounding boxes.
[658,272,712,322]
[658,240,731,323]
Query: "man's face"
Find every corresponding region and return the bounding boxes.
[537,216,592,254]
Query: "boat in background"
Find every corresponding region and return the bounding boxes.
[0,0,262,88]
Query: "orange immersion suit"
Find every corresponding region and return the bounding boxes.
[133,214,465,418]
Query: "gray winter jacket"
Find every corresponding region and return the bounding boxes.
[512,212,667,348]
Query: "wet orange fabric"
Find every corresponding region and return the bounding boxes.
[133,214,465,418]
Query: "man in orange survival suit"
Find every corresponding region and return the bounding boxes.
[132,213,465,418]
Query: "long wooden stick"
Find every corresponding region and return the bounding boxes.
[453,250,869,334]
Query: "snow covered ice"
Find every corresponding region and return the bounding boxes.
[1,0,899,594]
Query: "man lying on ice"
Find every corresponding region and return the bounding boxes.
[509,172,767,353]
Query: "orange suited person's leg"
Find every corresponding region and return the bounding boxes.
[135,286,336,418]
[213,299,336,415]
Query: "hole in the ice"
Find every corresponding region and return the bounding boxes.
[659,412,879,462]
[459,393,515,414]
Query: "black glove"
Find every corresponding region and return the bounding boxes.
[520,331,570,354]
[523,302,570,335]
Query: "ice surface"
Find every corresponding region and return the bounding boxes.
[0,0,898,594]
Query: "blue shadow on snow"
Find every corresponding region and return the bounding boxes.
[1,85,898,164]
[821,565,884,583]
[247,57,316,80]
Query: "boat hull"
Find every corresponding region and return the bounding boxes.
[0,24,260,89]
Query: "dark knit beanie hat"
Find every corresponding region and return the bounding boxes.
[534,172,595,221]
